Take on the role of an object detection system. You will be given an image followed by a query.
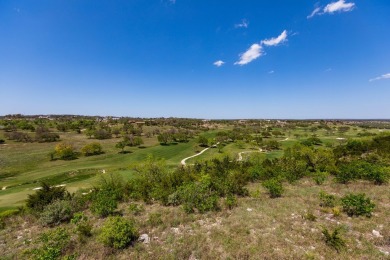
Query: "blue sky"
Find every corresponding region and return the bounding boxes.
[0,0,389,119]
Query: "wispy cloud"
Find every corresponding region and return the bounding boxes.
[213,60,225,67]
[369,73,390,82]
[235,44,263,66]
[235,30,288,66]
[324,0,355,13]
[307,7,321,19]
[235,19,249,29]
[169,0,176,4]
[261,30,288,46]
[268,70,275,74]
[308,0,355,18]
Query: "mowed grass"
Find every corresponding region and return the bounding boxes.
[0,131,208,210]
[0,126,384,210]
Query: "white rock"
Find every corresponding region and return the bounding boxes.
[138,234,150,244]
[372,230,383,238]
[171,227,180,234]
[2,186,6,190]
[246,208,253,212]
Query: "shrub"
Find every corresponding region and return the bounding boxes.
[26,182,68,212]
[71,213,92,241]
[225,193,238,210]
[98,216,138,249]
[30,227,70,259]
[336,161,388,185]
[0,209,19,229]
[81,142,103,156]
[177,182,220,213]
[319,191,337,208]
[365,166,389,185]
[147,212,163,227]
[262,179,283,198]
[39,200,73,227]
[90,190,118,217]
[96,173,125,201]
[313,171,328,185]
[322,227,346,252]
[128,203,145,216]
[341,193,375,217]
[93,129,112,140]
[54,142,77,160]
[0,139,4,144]
[332,207,341,217]
[304,212,317,222]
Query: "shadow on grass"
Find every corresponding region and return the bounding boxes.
[118,151,133,154]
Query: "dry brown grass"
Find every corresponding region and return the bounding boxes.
[1,177,389,259]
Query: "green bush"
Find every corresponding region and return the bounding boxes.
[90,190,118,217]
[341,193,375,217]
[177,182,220,213]
[71,213,92,241]
[365,166,389,185]
[336,161,388,185]
[26,182,69,212]
[322,227,346,252]
[98,216,138,249]
[262,179,283,198]
[313,171,328,185]
[319,191,337,208]
[81,142,103,156]
[54,142,77,160]
[96,173,125,201]
[39,200,73,227]
[225,193,238,209]
[30,227,70,260]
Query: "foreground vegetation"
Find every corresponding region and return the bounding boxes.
[0,115,389,259]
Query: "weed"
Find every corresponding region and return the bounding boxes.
[322,226,346,252]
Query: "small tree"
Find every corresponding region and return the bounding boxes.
[81,142,103,156]
[115,141,127,153]
[26,182,68,212]
[157,132,172,145]
[54,143,77,160]
[198,135,209,147]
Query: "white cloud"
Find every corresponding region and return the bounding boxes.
[261,30,288,46]
[324,0,355,13]
[268,70,275,74]
[308,1,355,18]
[235,19,249,29]
[213,60,225,67]
[234,44,263,66]
[369,73,390,82]
[307,7,321,19]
